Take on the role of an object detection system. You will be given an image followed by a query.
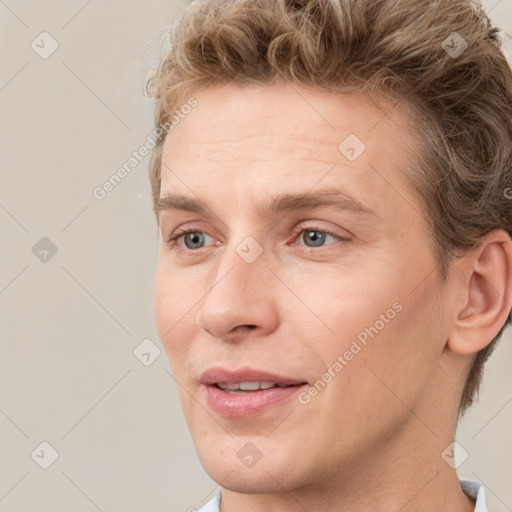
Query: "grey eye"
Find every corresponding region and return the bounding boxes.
[301,230,330,247]
[184,232,207,249]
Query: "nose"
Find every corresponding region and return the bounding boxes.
[195,240,280,342]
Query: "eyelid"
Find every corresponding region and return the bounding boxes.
[292,222,350,240]
[165,222,350,253]
[166,225,217,247]
[290,224,350,250]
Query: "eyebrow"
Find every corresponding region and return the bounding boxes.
[155,187,378,219]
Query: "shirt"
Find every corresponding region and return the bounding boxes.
[197,479,488,511]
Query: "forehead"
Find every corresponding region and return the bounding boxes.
[162,81,417,167]
[159,82,422,221]
[165,82,412,139]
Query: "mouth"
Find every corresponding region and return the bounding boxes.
[213,381,306,394]
[199,367,309,418]
[199,366,308,387]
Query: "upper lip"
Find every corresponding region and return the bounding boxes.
[199,366,308,386]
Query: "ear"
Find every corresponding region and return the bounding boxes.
[447,230,512,355]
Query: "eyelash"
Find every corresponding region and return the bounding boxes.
[165,225,348,254]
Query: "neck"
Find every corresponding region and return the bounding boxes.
[219,418,475,512]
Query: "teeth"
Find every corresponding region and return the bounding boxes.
[217,381,277,391]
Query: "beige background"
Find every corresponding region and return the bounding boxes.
[1,0,511,510]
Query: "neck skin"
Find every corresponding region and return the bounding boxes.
[219,364,476,512]
[219,432,475,512]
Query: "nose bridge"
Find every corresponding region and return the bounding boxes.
[214,230,269,295]
[195,234,277,338]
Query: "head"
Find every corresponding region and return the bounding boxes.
[145,0,512,494]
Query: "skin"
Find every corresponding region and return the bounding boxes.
[153,81,512,511]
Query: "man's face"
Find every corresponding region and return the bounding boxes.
[154,82,452,493]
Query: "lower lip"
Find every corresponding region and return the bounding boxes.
[203,384,307,418]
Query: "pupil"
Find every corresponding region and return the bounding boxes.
[185,232,204,249]
[305,230,325,247]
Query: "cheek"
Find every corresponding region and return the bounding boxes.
[289,268,399,347]
[153,263,195,362]
[153,266,171,339]
[285,259,439,383]
[339,275,445,409]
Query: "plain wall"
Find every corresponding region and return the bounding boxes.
[1,0,511,510]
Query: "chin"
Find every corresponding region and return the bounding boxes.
[193,433,305,487]
[201,459,302,494]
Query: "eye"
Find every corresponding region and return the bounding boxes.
[165,225,349,253]
[167,228,216,251]
[294,226,347,248]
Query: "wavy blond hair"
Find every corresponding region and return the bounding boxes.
[144,0,512,417]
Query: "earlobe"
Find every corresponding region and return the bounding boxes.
[447,230,512,356]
